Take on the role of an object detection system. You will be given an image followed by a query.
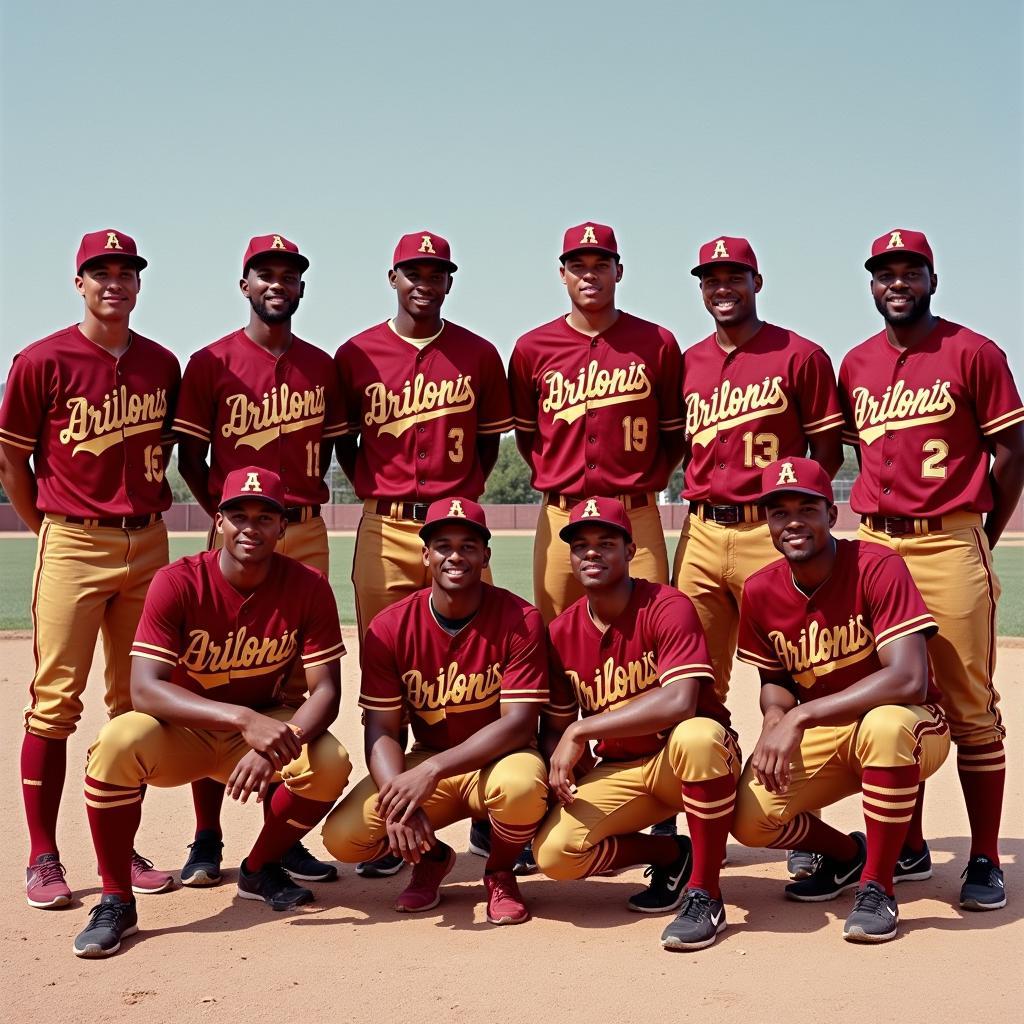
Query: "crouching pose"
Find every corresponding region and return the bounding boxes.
[534,497,740,952]
[322,499,549,925]
[731,458,950,943]
[73,468,351,957]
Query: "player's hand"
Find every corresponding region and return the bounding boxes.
[549,725,588,806]
[750,712,804,794]
[226,749,276,803]
[376,761,442,824]
[385,809,436,864]
[238,711,303,770]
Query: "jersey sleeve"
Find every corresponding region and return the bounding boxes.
[508,342,538,435]
[542,633,580,723]
[655,330,685,434]
[161,354,182,447]
[477,342,514,435]
[131,567,185,668]
[837,356,860,447]
[0,352,49,452]
[299,573,346,670]
[736,583,787,675]
[649,591,715,686]
[172,351,215,443]
[333,343,363,438]
[969,340,1024,438]
[321,356,348,440]
[357,617,405,715]
[795,347,844,436]
[863,552,938,651]
[498,605,549,704]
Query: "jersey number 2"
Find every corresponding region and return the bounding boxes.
[921,439,949,479]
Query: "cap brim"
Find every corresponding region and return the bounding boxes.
[244,251,310,275]
[760,486,833,504]
[864,252,933,272]
[219,495,286,513]
[559,518,632,544]
[690,259,756,277]
[419,518,490,543]
[78,254,148,274]
[560,247,618,263]
[395,256,458,273]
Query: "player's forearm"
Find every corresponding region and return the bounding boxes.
[284,682,340,742]
[476,434,501,479]
[571,681,698,742]
[807,429,843,478]
[539,715,574,762]
[984,426,1024,549]
[0,447,41,533]
[335,436,359,483]
[427,712,538,780]
[131,670,255,732]
[789,663,926,730]
[366,732,408,792]
[513,429,535,466]
[662,431,688,477]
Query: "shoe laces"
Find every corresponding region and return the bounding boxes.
[487,871,520,901]
[677,889,711,923]
[288,840,312,860]
[961,857,996,883]
[188,834,223,858]
[131,851,155,871]
[88,898,131,929]
[255,861,296,891]
[852,884,889,913]
[33,855,67,886]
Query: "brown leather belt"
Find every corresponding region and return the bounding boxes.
[285,504,321,524]
[60,512,162,530]
[693,502,766,525]
[545,492,652,511]
[375,500,431,522]
[862,514,943,536]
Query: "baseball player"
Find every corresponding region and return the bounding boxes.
[72,467,351,957]
[321,498,549,925]
[534,497,740,952]
[731,458,950,943]
[173,233,344,887]
[0,229,179,909]
[840,229,1024,910]
[509,222,686,625]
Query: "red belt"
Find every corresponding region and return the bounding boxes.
[862,514,943,536]
[285,504,321,524]
[693,502,766,525]
[545,493,651,511]
[60,512,162,531]
[375,500,430,522]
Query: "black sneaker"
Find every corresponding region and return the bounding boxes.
[281,840,338,882]
[627,836,693,913]
[237,859,314,911]
[959,856,1006,911]
[785,832,866,902]
[72,894,138,958]
[787,849,819,880]
[843,882,899,943]
[650,817,678,838]
[468,819,492,858]
[181,830,224,887]
[661,887,726,950]
[893,841,932,884]
[356,851,406,878]
[513,842,538,877]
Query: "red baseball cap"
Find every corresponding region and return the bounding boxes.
[419,497,490,543]
[76,229,147,274]
[865,229,934,272]
[393,231,458,273]
[691,236,758,277]
[560,222,619,262]
[242,234,310,276]
[219,467,287,512]
[559,496,633,543]
[759,458,834,504]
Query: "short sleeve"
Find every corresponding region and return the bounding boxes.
[862,552,938,651]
[969,341,1024,438]
[478,343,514,435]
[334,342,363,437]
[543,634,579,723]
[321,356,348,440]
[358,617,405,714]
[837,356,860,447]
[498,605,549,704]
[655,330,685,434]
[299,573,346,669]
[0,353,49,452]
[131,567,185,667]
[795,348,844,436]
[508,343,538,434]
[648,591,714,686]
[737,584,787,675]
[173,351,215,443]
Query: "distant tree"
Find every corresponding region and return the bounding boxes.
[482,435,540,504]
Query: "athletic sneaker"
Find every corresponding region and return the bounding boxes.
[395,843,456,913]
[130,851,174,894]
[26,853,72,909]
[787,849,819,880]
[843,882,899,943]
[468,819,492,858]
[281,840,338,882]
[627,836,693,913]
[660,888,727,951]
[785,832,866,902]
[513,842,538,877]
[356,852,406,878]
[181,831,224,887]
[484,870,530,925]
[236,859,314,911]
[650,817,678,838]
[72,894,138,958]
[893,841,932,884]
[959,856,1006,911]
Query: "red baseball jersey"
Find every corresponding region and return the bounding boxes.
[681,324,843,503]
[173,330,346,506]
[358,585,548,751]
[335,321,512,500]
[839,319,1024,517]
[509,312,684,496]
[0,326,179,517]
[546,580,727,762]
[131,549,344,708]
[737,539,940,703]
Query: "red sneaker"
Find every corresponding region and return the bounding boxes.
[484,870,530,925]
[394,845,456,913]
[26,853,72,909]
[130,850,174,894]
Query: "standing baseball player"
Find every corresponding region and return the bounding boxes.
[173,233,344,887]
[509,222,686,624]
[71,467,350,957]
[534,497,740,952]
[840,229,1024,910]
[0,229,179,908]
[321,499,549,925]
[732,458,950,943]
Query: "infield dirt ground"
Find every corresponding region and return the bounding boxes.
[4,636,1021,1024]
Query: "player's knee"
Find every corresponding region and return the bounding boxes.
[288,737,351,804]
[485,760,548,824]
[668,717,730,779]
[730,777,780,848]
[856,706,918,765]
[320,799,374,863]
[84,712,155,781]
[533,814,589,881]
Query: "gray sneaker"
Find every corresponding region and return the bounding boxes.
[661,888,726,950]
[893,841,931,884]
[627,836,692,913]
[785,832,866,902]
[73,894,138,958]
[959,856,1006,911]
[843,882,899,943]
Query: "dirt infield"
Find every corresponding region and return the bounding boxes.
[4,635,1020,1024]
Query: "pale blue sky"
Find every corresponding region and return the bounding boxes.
[2,1,1021,376]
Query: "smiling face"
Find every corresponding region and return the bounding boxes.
[389,260,453,321]
[765,493,837,563]
[75,258,141,322]
[241,256,305,325]
[567,524,635,591]
[699,263,762,328]
[422,523,490,592]
[217,499,286,567]
[560,250,622,315]
[870,256,937,327]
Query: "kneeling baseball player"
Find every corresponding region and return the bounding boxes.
[534,498,740,952]
[72,468,351,958]
[731,458,950,943]
[321,499,549,925]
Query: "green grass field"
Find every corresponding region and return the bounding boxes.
[0,534,1020,635]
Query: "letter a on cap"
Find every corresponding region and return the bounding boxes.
[712,239,730,260]
[242,471,263,493]
[580,226,598,245]
[271,235,285,249]
[448,499,466,517]
[776,462,798,485]
[419,235,435,254]
[105,232,123,251]
[581,498,600,518]
[886,231,904,250]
